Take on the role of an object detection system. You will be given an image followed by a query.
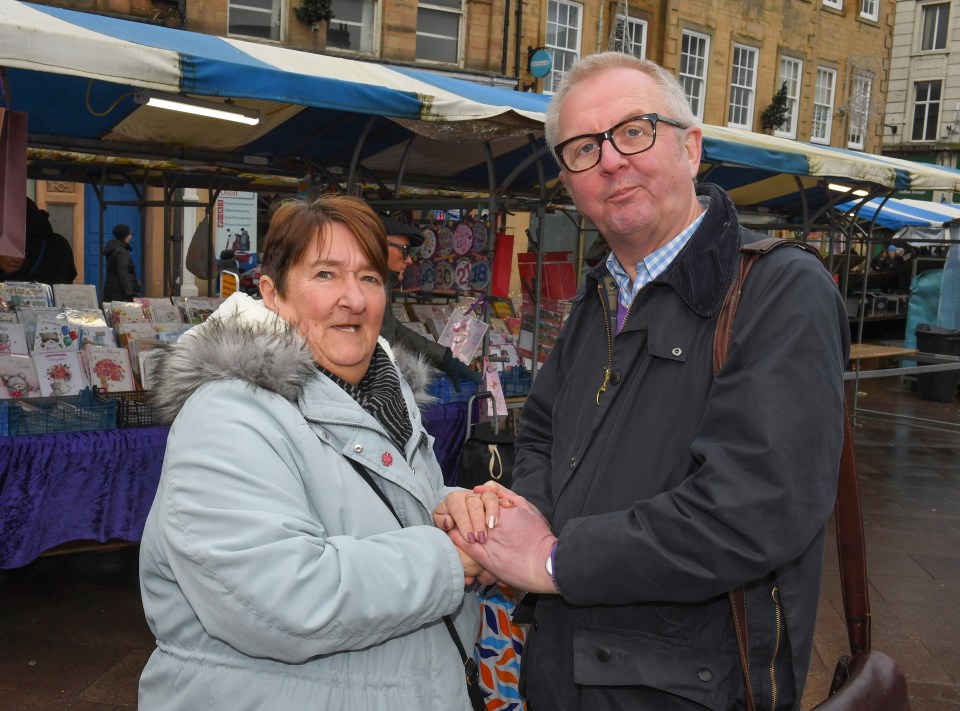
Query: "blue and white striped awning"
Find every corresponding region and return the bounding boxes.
[837,197,960,230]
[2,0,960,208]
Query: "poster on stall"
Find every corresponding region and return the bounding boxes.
[215,191,258,269]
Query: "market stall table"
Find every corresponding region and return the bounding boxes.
[0,403,469,569]
[848,343,918,371]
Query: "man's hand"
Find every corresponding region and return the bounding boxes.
[449,504,558,594]
[442,350,482,393]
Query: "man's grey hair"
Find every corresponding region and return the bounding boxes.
[544,52,698,156]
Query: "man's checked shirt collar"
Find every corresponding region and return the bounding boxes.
[606,207,709,311]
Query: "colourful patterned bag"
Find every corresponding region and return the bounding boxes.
[474,584,527,711]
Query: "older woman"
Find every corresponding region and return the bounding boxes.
[138,196,488,710]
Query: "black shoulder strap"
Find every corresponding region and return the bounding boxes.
[345,457,478,679]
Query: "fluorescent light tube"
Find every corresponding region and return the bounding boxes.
[133,89,261,126]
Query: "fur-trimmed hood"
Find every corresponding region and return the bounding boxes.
[149,293,436,424]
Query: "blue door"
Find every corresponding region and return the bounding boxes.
[84,185,142,300]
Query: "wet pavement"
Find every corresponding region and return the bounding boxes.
[1,376,958,710]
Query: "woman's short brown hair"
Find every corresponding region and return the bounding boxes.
[259,195,388,297]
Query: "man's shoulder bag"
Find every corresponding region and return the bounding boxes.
[716,237,910,711]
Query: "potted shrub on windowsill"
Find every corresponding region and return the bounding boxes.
[293,0,333,32]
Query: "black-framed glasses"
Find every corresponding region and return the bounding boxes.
[387,241,412,258]
[553,113,688,173]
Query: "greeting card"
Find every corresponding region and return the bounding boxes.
[0,323,29,356]
[32,317,81,352]
[0,355,41,399]
[83,346,135,393]
[53,284,100,310]
[32,350,87,397]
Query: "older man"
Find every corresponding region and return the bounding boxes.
[441,53,849,710]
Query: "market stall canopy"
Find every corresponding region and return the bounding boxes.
[2,0,960,214]
[836,196,960,231]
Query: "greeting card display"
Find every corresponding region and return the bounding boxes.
[0,354,40,399]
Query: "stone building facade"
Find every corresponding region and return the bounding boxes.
[882,0,959,200]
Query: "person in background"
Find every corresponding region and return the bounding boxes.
[138,195,492,711]
[1,198,77,284]
[102,223,140,302]
[379,214,482,392]
[437,53,849,710]
[872,244,903,272]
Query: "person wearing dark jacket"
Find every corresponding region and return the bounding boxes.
[437,53,849,710]
[102,223,141,302]
[379,215,481,392]
[1,198,77,284]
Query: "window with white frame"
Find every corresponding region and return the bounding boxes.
[920,3,950,51]
[327,0,376,52]
[775,57,802,139]
[612,15,647,59]
[847,74,872,149]
[860,0,878,21]
[823,0,842,9]
[228,0,281,40]
[545,0,582,93]
[912,80,942,141]
[680,30,710,121]
[811,67,836,144]
[728,44,758,130]
[416,0,463,64]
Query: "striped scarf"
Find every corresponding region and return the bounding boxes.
[317,344,413,453]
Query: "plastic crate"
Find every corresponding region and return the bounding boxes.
[0,401,12,436]
[98,389,163,428]
[10,389,116,435]
[426,374,480,404]
[498,367,531,398]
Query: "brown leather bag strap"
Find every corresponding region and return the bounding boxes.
[714,239,865,710]
[836,400,871,656]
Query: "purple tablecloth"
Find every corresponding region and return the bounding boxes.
[0,426,169,570]
[0,403,468,569]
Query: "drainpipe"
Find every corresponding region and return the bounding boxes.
[514,0,523,84]
[501,0,511,76]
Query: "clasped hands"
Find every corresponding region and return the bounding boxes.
[433,482,559,594]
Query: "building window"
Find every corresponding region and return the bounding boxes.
[774,57,802,139]
[228,0,281,40]
[920,3,950,51]
[811,67,836,144]
[611,15,647,59]
[912,80,942,141]
[545,0,582,93]
[860,0,878,21]
[680,30,710,121]
[416,0,462,64]
[327,0,376,52]
[823,0,842,9]
[847,74,872,149]
[728,44,758,130]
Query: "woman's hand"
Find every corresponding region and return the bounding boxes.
[433,485,515,545]
[457,547,484,585]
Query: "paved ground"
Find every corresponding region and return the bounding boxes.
[0,377,958,709]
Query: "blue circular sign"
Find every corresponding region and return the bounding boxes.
[529,49,553,79]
